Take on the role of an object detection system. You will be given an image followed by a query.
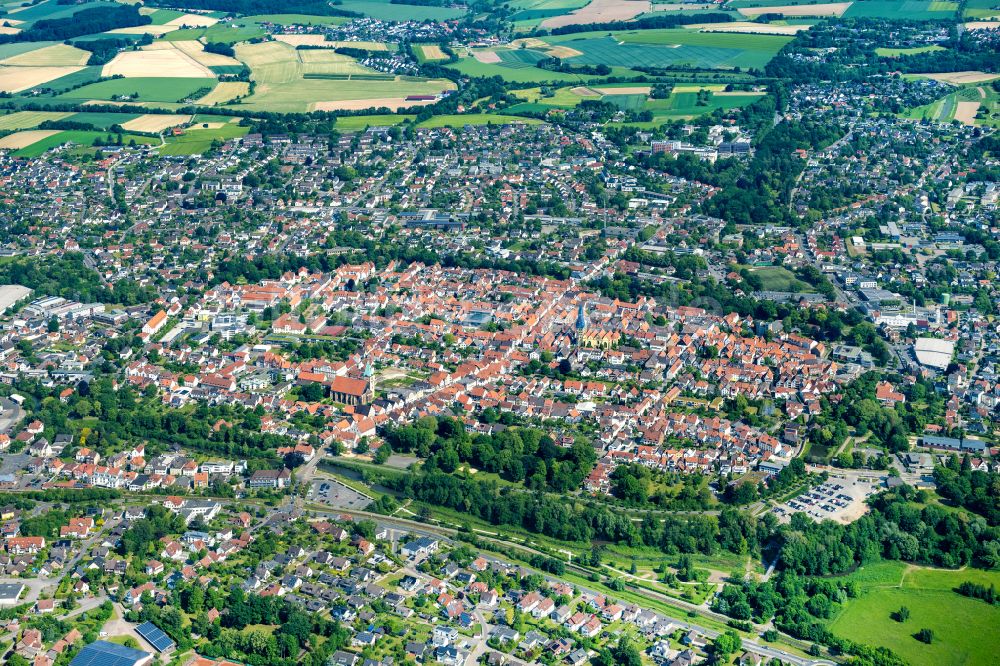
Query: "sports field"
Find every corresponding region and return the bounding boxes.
[58,77,216,104]
[828,562,1000,666]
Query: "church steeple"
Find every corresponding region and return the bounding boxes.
[575,303,587,332]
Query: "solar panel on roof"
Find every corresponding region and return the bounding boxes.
[136,621,175,652]
[70,640,151,666]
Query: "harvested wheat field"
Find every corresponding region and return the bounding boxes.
[964,21,1000,30]
[418,44,448,60]
[545,45,584,57]
[103,48,214,78]
[0,129,59,149]
[121,114,191,133]
[107,25,174,36]
[543,0,652,27]
[275,34,330,47]
[0,25,20,35]
[314,97,436,111]
[166,13,218,27]
[737,2,849,16]
[921,71,999,84]
[0,65,82,92]
[1,44,91,67]
[173,40,242,67]
[472,49,502,63]
[953,101,980,125]
[693,21,810,34]
[327,41,389,51]
[195,81,250,105]
[571,86,601,97]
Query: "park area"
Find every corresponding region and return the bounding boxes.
[828,561,1000,666]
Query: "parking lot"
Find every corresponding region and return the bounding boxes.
[773,477,881,524]
[308,478,372,511]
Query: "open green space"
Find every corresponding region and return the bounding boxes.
[828,562,1000,666]
[146,8,186,24]
[8,0,117,23]
[333,114,415,130]
[843,0,959,20]
[160,24,266,44]
[57,77,217,104]
[741,265,815,292]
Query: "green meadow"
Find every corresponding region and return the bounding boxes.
[827,561,1000,666]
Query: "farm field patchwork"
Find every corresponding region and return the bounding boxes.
[238,14,350,25]
[540,0,653,28]
[171,40,243,68]
[415,44,449,62]
[235,40,454,112]
[0,129,60,149]
[963,0,1000,18]
[11,129,155,157]
[736,2,850,17]
[66,111,142,129]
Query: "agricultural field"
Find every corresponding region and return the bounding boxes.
[843,0,959,20]
[415,44,449,62]
[0,129,60,149]
[507,0,591,30]
[875,45,946,57]
[545,28,794,70]
[65,111,142,129]
[195,81,250,106]
[333,114,414,130]
[102,45,215,79]
[540,0,654,28]
[0,110,72,131]
[172,40,243,68]
[735,2,851,17]
[828,562,1000,666]
[337,0,467,21]
[417,113,543,128]
[7,129,155,158]
[0,44,90,66]
[58,77,216,104]
[158,121,248,155]
[234,41,454,112]
[903,85,990,126]
[963,0,1000,19]
[120,114,191,133]
[160,23,266,44]
[0,65,85,93]
[238,14,350,25]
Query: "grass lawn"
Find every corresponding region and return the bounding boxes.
[334,114,414,130]
[741,265,814,292]
[828,562,1000,666]
[67,111,141,129]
